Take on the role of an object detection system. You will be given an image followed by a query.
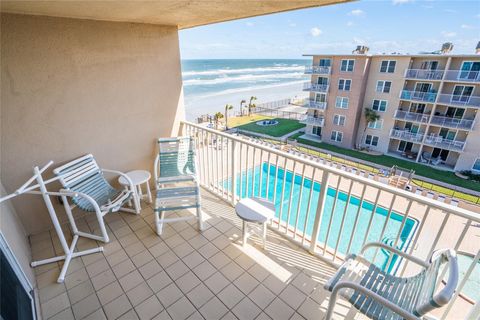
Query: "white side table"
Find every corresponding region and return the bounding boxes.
[118,170,152,210]
[235,197,275,249]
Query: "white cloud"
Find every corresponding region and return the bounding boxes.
[353,37,367,45]
[348,9,364,16]
[289,23,297,27]
[310,27,323,37]
[392,0,414,5]
[443,9,457,13]
[346,21,354,27]
[441,31,457,38]
[461,24,474,29]
[245,22,254,27]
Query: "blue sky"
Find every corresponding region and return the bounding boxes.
[179,0,480,59]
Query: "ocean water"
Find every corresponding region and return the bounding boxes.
[181,59,310,120]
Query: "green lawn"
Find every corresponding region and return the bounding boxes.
[290,132,480,193]
[234,118,305,137]
[227,115,272,128]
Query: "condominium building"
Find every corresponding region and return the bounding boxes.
[302,44,480,172]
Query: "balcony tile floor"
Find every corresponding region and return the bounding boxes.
[33,189,366,320]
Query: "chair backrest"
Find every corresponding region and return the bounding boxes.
[156,137,196,179]
[53,154,116,211]
[413,249,458,316]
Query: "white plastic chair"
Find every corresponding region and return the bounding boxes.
[325,242,458,320]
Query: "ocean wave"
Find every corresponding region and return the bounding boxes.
[189,80,306,100]
[183,72,306,86]
[182,65,304,77]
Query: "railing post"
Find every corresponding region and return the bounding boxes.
[309,171,330,254]
[177,120,185,137]
[231,140,237,206]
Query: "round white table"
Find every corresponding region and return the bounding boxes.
[118,170,152,209]
[235,197,275,249]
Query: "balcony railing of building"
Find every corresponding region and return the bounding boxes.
[302,99,327,110]
[437,94,480,108]
[299,115,325,127]
[444,70,480,82]
[303,82,329,93]
[400,90,437,103]
[430,115,475,130]
[304,65,331,75]
[181,120,480,319]
[393,110,430,124]
[423,135,466,151]
[389,128,424,143]
[404,69,444,80]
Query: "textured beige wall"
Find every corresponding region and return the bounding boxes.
[357,56,411,153]
[1,13,185,234]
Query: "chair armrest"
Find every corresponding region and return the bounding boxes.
[332,281,420,320]
[361,242,429,268]
[154,154,160,186]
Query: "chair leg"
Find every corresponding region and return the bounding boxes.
[156,210,165,236]
[195,183,203,231]
[325,291,339,320]
[262,222,267,249]
[146,181,153,204]
[96,211,110,243]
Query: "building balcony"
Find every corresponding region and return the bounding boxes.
[300,115,325,126]
[436,94,480,108]
[400,90,437,103]
[444,70,480,83]
[430,115,475,130]
[404,69,444,81]
[11,121,479,320]
[393,110,430,124]
[303,82,329,93]
[302,99,327,110]
[304,65,331,75]
[423,135,466,151]
[389,128,424,143]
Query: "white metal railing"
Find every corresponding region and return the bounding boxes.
[180,120,480,319]
[302,99,327,110]
[393,110,430,123]
[303,82,329,92]
[299,115,325,127]
[405,69,444,80]
[423,135,466,151]
[389,129,424,143]
[430,115,475,130]
[437,94,480,108]
[304,65,331,75]
[444,70,480,82]
[400,90,437,103]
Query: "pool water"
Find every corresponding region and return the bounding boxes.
[225,163,417,273]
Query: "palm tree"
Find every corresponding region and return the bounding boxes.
[248,96,257,116]
[213,112,224,130]
[361,108,380,148]
[239,100,246,116]
[224,104,233,130]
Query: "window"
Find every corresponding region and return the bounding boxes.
[376,81,392,93]
[372,99,387,112]
[312,126,322,136]
[380,60,396,73]
[335,97,349,109]
[338,79,351,91]
[317,77,329,86]
[319,59,331,67]
[473,159,480,173]
[315,93,327,103]
[330,130,343,142]
[460,61,480,80]
[368,119,383,129]
[420,60,439,70]
[333,114,346,126]
[365,135,379,147]
[340,59,355,72]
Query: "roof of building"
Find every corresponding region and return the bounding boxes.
[303,53,480,58]
[0,0,352,29]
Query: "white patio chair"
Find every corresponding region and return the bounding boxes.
[53,154,139,243]
[325,242,458,320]
[154,137,203,236]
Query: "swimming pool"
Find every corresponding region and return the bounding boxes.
[225,163,418,273]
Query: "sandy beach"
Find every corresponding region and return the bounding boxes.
[185,81,308,121]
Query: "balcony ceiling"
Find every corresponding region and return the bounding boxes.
[0,0,351,29]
